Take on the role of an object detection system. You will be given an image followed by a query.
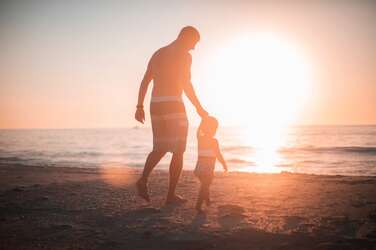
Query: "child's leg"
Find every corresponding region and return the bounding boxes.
[203,177,212,206]
[196,182,205,212]
[204,185,211,206]
[197,180,211,210]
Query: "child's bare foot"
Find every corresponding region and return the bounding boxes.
[196,204,204,213]
[196,208,205,214]
[136,178,150,202]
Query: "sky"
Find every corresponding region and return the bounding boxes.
[0,0,375,129]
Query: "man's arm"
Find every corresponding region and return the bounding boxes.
[183,54,208,117]
[184,81,208,117]
[135,59,153,124]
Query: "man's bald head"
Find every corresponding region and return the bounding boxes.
[176,26,200,51]
[178,26,200,41]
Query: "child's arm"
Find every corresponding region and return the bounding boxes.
[215,139,228,172]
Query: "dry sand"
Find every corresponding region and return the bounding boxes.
[0,163,376,250]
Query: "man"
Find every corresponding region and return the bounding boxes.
[135,26,208,204]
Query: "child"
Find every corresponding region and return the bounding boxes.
[194,116,228,212]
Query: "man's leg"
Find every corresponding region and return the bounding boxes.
[166,152,184,204]
[136,150,166,201]
[141,150,166,180]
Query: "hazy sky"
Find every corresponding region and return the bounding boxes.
[0,0,375,129]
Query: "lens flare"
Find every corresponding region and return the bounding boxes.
[99,163,137,187]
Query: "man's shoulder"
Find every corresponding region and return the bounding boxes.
[156,45,169,53]
[151,47,165,59]
[151,45,172,62]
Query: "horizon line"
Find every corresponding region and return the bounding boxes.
[1,123,376,130]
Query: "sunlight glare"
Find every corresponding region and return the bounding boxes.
[207,32,313,172]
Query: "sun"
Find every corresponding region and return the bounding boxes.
[205,32,313,171]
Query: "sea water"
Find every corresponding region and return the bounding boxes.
[0,126,375,176]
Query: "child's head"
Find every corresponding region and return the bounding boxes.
[198,116,218,137]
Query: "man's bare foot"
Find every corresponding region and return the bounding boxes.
[165,194,187,205]
[205,197,211,207]
[196,207,205,214]
[136,178,150,202]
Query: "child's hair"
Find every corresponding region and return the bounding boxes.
[197,116,218,138]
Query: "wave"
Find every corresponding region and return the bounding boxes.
[222,146,253,152]
[52,151,104,158]
[223,145,376,155]
[1,151,107,159]
[280,146,376,155]
[227,158,255,165]
[0,156,26,162]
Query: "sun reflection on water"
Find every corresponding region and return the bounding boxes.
[241,124,288,173]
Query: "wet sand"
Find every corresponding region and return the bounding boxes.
[1,164,376,250]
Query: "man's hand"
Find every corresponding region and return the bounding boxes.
[223,164,228,173]
[196,107,209,118]
[135,108,145,124]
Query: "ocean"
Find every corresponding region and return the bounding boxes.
[0,126,375,176]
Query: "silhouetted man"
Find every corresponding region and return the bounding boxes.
[135,26,208,204]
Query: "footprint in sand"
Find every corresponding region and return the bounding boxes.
[217,204,246,229]
[282,216,304,231]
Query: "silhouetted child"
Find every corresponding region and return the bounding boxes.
[194,116,228,212]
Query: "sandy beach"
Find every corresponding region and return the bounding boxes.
[0,163,375,250]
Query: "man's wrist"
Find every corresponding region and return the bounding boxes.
[136,104,144,109]
[197,107,208,116]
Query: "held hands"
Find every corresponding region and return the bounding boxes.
[135,107,145,124]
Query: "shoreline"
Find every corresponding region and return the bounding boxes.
[1,162,375,178]
[1,164,376,249]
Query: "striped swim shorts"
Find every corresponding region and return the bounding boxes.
[150,96,188,153]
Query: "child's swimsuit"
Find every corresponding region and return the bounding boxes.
[194,138,216,180]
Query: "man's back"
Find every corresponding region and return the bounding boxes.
[150,44,191,97]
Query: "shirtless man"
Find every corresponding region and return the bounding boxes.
[135,26,208,204]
